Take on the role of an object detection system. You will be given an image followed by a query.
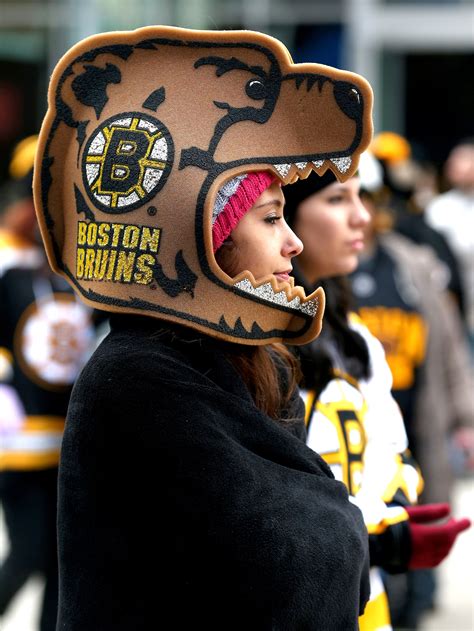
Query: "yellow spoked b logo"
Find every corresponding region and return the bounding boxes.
[82,112,174,213]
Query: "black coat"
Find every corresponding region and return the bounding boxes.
[57,316,370,630]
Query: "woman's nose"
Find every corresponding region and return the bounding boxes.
[283,223,304,258]
[350,196,371,227]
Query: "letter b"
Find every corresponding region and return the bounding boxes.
[101,129,149,194]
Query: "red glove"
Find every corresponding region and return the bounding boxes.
[407,503,471,569]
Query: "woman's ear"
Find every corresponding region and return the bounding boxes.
[215,238,238,277]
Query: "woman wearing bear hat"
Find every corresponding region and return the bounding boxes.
[54,169,373,630]
[33,26,378,629]
[283,165,471,631]
[51,168,374,631]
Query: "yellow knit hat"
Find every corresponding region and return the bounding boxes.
[9,135,38,180]
[370,131,411,164]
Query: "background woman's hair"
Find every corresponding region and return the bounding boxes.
[283,176,371,396]
[297,276,371,397]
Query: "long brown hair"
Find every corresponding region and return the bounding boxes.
[226,343,301,420]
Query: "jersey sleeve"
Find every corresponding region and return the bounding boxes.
[347,316,422,573]
[349,313,423,506]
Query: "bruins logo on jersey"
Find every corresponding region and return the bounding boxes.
[303,375,367,495]
[82,112,174,213]
[14,294,94,390]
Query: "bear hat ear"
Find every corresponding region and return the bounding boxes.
[70,61,123,119]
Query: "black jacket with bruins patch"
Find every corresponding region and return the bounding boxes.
[58,315,370,630]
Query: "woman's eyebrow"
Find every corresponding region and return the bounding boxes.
[253,199,283,210]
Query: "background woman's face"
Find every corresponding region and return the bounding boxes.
[292,177,370,282]
[215,181,303,283]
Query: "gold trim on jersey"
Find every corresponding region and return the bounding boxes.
[366,506,408,535]
[332,367,360,389]
[303,390,317,426]
[382,452,424,505]
[358,589,391,631]
[0,346,14,365]
[0,415,65,471]
[0,451,60,471]
[22,416,66,432]
[0,346,14,380]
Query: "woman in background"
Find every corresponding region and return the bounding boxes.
[284,168,470,631]
[349,153,474,628]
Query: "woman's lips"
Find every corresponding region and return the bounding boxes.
[349,239,365,252]
[274,271,291,282]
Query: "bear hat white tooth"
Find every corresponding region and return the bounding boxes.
[330,156,352,173]
[273,163,292,178]
[234,275,319,317]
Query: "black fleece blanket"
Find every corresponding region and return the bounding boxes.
[57,316,369,630]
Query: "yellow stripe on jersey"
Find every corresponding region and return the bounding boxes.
[381,452,424,505]
[0,450,61,470]
[348,311,365,327]
[359,589,391,631]
[0,347,14,380]
[0,346,13,365]
[303,390,317,426]
[366,505,408,535]
[0,415,65,471]
[22,416,66,433]
[332,367,360,390]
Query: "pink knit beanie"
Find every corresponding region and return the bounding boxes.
[212,171,276,252]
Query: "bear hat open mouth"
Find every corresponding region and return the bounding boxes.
[214,159,337,319]
[271,155,352,183]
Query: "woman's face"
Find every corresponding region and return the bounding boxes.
[216,180,303,283]
[292,177,370,283]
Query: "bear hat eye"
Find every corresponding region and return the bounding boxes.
[246,79,267,100]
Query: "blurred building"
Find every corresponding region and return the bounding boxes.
[1,0,473,181]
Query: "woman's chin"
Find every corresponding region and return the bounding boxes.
[319,259,358,279]
[346,257,360,274]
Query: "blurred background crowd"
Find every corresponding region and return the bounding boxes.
[0,1,473,630]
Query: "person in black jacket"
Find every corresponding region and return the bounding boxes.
[54,170,372,630]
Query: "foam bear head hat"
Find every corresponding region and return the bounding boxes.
[34,26,373,345]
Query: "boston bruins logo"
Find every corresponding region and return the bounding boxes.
[82,112,174,213]
[15,294,94,390]
[304,377,368,495]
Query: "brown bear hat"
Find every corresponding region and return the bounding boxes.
[34,26,373,345]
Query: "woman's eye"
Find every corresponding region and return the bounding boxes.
[265,215,281,225]
[327,195,345,204]
[246,79,267,100]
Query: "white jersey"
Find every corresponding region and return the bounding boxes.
[302,315,423,631]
